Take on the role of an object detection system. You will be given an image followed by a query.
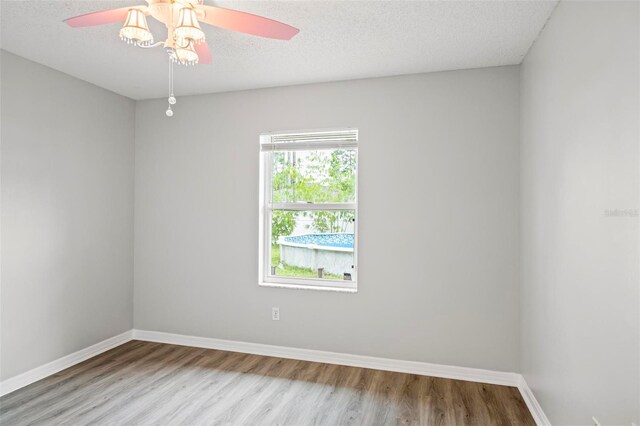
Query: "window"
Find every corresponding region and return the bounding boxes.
[259,129,358,292]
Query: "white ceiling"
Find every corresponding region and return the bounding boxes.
[0,0,557,100]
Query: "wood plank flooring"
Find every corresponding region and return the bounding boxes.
[0,340,535,425]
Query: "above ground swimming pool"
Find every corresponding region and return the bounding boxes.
[278,233,354,276]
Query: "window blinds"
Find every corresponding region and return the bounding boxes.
[260,129,358,152]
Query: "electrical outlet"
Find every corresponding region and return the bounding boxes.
[592,417,601,426]
[272,307,280,321]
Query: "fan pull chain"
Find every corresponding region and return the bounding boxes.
[166,59,176,117]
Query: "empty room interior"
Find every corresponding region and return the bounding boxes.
[0,0,638,425]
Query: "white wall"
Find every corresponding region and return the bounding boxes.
[520,2,640,424]
[134,66,521,372]
[0,51,135,380]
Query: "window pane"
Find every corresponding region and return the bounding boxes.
[271,149,356,203]
[270,209,355,281]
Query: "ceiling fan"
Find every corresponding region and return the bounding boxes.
[64,0,300,66]
[64,0,299,116]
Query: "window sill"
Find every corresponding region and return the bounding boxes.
[259,281,358,293]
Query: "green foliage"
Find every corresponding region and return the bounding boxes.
[271,149,356,236]
[271,210,297,243]
[328,149,357,201]
[306,210,354,233]
[309,150,356,231]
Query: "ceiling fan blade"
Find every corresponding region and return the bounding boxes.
[197,5,299,40]
[195,42,212,64]
[64,7,136,28]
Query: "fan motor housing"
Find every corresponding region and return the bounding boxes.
[146,0,204,28]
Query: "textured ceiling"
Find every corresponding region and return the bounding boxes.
[0,0,557,100]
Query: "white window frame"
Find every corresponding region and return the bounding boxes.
[259,128,358,292]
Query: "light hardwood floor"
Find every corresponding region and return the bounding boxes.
[0,340,535,425]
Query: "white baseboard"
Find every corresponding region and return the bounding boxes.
[517,375,551,426]
[134,330,550,424]
[0,328,550,426]
[132,329,521,386]
[0,330,133,397]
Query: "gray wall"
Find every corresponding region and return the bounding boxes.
[134,66,521,372]
[520,2,639,425]
[0,51,135,380]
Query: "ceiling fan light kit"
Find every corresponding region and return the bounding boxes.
[119,8,154,46]
[64,0,299,116]
[174,7,205,44]
[172,40,199,66]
